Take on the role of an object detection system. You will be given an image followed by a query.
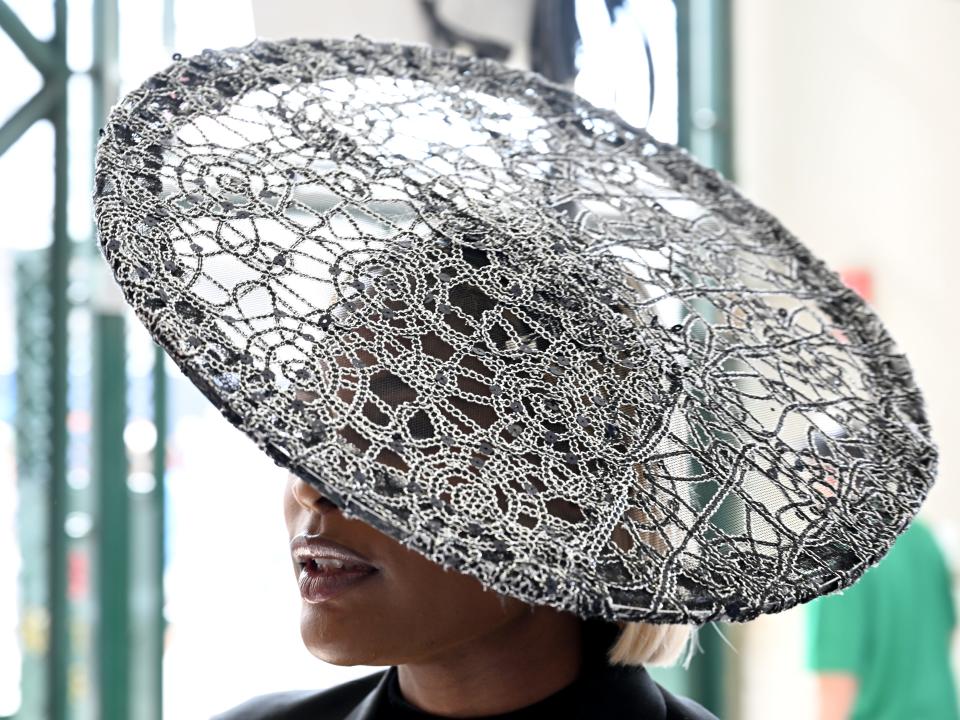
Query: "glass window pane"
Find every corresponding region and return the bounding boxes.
[65,302,97,720]
[4,0,55,41]
[0,120,55,252]
[1,110,54,713]
[67,0,94,72]
[68,74,94,243]
[5,248,54,719]
[0,32,43,130]
[574,0,678,143]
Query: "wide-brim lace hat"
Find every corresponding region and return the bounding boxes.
[94,36,936,624]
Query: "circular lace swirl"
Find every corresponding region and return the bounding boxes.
[94,36,935,623]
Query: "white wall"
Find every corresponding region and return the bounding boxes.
[732,2,960,718]
[733,0,960,522]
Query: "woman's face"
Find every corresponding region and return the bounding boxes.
[283,473,535,666]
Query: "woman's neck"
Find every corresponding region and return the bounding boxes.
[395,609,583,717]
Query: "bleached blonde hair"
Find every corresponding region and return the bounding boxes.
[607,621,695,667]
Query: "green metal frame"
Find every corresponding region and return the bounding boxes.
[154,4,175,716]
[12,253,54,720]
[0,3,68,155]
[89,2,133,718]
[92,314,129,720]
[675,0,734,716]
[4,1,170,718]
[151,351,167,720]
[1,2,70,718]
[677,0,733,175]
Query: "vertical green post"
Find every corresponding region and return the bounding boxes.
[92,312,129,720]
[48,1,70,718]
[151,347,167,720]
[675,0,734,716]
[677,0,733,177]
[154,2,176,714]
[91,0,129,717]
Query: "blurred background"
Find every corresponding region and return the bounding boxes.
[1,1,958,718]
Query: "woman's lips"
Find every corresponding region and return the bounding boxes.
[290,533,379,603]
[298,560,378,603]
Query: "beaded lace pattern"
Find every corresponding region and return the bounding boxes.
[94,37,935,623]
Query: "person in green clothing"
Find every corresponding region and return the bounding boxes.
[806,519,959,720]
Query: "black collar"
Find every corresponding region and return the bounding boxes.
[345,620,674,720]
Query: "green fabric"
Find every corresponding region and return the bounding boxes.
[806,520,959,720]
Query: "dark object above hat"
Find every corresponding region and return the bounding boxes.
[94,36,936,624]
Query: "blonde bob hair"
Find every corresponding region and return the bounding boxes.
[608,621,695,667]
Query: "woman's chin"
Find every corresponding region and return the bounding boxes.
[306,647,370,666]
[299,619,382,666]
[301,632,374,666]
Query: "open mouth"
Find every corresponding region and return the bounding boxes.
[297,557,377,575]
[296,558,379,603]
[290,533,380,603]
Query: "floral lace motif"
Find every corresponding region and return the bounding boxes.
[94,37,935,623]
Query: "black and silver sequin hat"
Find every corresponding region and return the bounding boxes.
[94,36,936,624]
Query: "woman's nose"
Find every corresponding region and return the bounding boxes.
[290,475,340,515]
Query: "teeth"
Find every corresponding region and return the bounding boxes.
[312,558,369,571]
[298,552,373,573]
[311,558,342,570]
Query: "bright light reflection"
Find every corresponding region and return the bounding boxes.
[124,418,158,455]
[574,0,678,144]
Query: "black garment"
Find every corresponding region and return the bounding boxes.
[213,620,717,719]
[378,663,579,719]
